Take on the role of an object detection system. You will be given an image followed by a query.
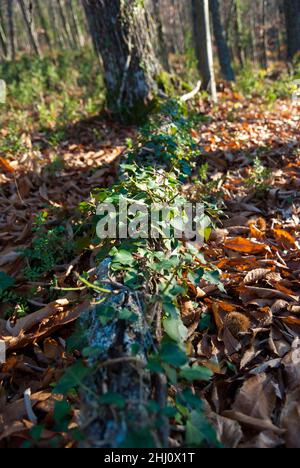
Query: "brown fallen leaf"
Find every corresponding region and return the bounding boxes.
[2,300,89,351]
[209,413,243,448]
[222,410,285,435]
[5,299,69,338]
[232,373,278,421]
[281,389,300,448]
[273,228,296,247]
[239,430,284,448]
[244,268,271,285]
[0,156,14,173]
[238,285,298,302]
[224,237,268,254]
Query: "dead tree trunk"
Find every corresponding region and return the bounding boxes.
[192,0,218,102]
[82,0,160,116]
[79,259,165,448]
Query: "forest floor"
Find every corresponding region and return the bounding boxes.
[0,84,299,448]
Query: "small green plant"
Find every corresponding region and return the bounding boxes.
[22,211,74,281]
[245,156,272,193]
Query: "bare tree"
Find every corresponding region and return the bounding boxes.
[192,0,218,102]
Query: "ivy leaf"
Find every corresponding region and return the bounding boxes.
[203,270,226,293]
[0,272,15,294]
[112,249,135,267]
[179,365,213,382]
[54,400,71,423]
[163,306,187,343]
[98,392,125,409]
[53,361,90,395]
[186,410,221,448]
[159,338,188,367]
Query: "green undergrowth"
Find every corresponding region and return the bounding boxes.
[236,61,300,103]
[0,48,105,157]
[48,100,224,448]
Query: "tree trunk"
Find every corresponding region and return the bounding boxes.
[284,0,300,61]
[17,0,41,56]
[49,0,65,48]
[149,0,169,71]
[35,0,52,49]
[67,0,85,47]
[82,0,160,116]
[57,0,74,48]
[0,3,8,59]
[210,0,235,81]
[192,0,218,102]
[6,0,16,60]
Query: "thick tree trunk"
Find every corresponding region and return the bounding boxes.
[82,0,160,115]
[192,0,218,102]
[149,0,169,71]
[17,0,41,56]
[284,0,300,60]
[210,0,235,81]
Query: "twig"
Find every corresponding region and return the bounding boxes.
[24,388,38,424]
[180,81,202,102]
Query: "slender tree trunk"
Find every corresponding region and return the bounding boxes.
[35,0,52,49]
[17,0,41,56]
[67,0,84,47]
[57,0,74,48]
[210,0,235,81]
[192,0,218,102]
[0,5,8,59]
[49,0,65,48]
[284,0,300,61]
[6,0,16,60]
[233,0,244,67]
[260,0,268,68]
[82,0,160,115]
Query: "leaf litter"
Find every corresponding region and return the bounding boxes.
[0,88,300,448]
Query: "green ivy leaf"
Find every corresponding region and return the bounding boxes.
[159,339,188,367]
[53,361,90,395]
[179,365,213,382]
[0,272,15,294]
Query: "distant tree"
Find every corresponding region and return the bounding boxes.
[210,0,235,81]
[192,0,218,102]
[18,0,41,56]
[82,0,160,116]
[284,0,300,61]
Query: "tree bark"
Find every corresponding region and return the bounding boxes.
[35,0,52,49]
[192,0,218,102]
[82,0,160,116]
[210,0,235,81]
[284,0,300,61]
[57,0,74,48]
[17,0,41,56]
[6,0,16,60]
[149,0,169,71]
